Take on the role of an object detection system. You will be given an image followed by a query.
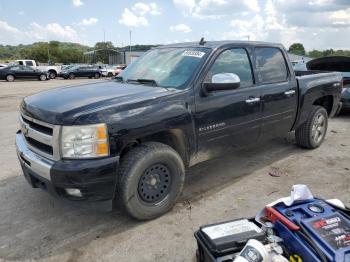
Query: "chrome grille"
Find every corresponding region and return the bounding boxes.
[19,114,61,160]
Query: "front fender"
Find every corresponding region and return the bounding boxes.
[107,100,195,158]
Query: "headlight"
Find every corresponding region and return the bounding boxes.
[61,124,109,158]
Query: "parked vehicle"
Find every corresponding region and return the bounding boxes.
[59,65,101,79]
[16,41,342,220]
[16,60,61,79]
[96,65,116,77]
[305,56,350,111]
[0,65,48,81]
[114,64,126,75]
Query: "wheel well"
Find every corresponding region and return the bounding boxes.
[313,95,333,115]
[48,69,56,73]
[120,129,189,166]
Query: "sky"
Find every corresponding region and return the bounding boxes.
[0,0,349,50]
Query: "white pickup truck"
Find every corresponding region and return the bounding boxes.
[16,60,62,79]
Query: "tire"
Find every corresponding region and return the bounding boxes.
[94,73,100,79]
[39,74,47,81]
[48,71,56,79]
[107,72,113,77]
[68,73,75,80]
[118,142,185,220]
[295,106,328,149]
[6,74,15,82]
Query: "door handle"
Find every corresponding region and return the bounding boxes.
[245,97,260,104]
[284,90,296,96]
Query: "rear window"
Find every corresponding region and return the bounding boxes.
[26,60,34,66]
[255,47,288,84]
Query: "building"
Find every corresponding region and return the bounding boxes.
[83,48,147,65]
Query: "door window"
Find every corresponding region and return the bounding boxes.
[22,66,33,71]
[255,47,288,84]
[205,48,254,88]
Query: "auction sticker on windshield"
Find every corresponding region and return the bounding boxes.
[182,50,205,58]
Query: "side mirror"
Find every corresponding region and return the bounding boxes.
[203,73,240,92]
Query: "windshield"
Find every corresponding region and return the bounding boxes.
[119,47,209,89]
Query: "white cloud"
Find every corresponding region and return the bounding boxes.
[173,0,260,19]
[132,2,161,16]
[221,0,350,50]
[118,3,161,27]
[170,23,192,33]
[173,0,196,15]
[118,8,149,27]
[79,17,98,26]
[0,20,21,34]
[329,8,350,25]
[0,20,81,45]
[72,0,83,7]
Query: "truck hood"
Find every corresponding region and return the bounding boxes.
[21,80,174,124]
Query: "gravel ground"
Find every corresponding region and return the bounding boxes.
[0,79,349,262]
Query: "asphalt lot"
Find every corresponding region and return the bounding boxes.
[0,78,349,262]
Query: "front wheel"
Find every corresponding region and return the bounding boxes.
[295,106,328,149]
[68,73,75,80]
[118,142,185,220]
[94,73,100,79]
[6,74,15,82]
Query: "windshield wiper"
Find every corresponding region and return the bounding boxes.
[127,78,158,86]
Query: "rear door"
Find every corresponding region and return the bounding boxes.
[255,47,298,139]
[195,47,262,153]
[21,66,37,79]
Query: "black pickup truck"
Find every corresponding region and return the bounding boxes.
[16,41,342,220]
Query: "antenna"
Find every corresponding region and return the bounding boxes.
[199,37,206,45]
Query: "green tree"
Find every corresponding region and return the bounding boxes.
[308,50,323,58]
[288,43,306,56]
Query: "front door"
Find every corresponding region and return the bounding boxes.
[194,47,262,154]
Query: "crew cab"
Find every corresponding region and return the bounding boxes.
[16,60,61,79]
[15,41,342,220]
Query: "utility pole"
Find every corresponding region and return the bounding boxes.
[103,29,106,43]
[47,42,50,64]
[129,30,132,52]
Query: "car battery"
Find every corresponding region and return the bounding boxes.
[273,199,350,262]
[194,218,266,262]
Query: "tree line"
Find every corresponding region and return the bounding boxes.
[288,43,350,58]
[1,41,348,64]
[0,41,158,64]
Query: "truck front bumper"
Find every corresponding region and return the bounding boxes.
[15,131,119,211]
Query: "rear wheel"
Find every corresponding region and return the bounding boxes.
[39,74,47,81]
[6,74,15,82]
[94,73,100,79]
[295,106,328,149]
[68,73,75,80]
[118,142,185,220]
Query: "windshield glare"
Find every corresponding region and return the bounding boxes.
[119,47,209,89]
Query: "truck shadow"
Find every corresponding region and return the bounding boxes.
[0,137,300,260]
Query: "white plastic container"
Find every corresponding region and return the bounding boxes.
[234,239,269,262]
